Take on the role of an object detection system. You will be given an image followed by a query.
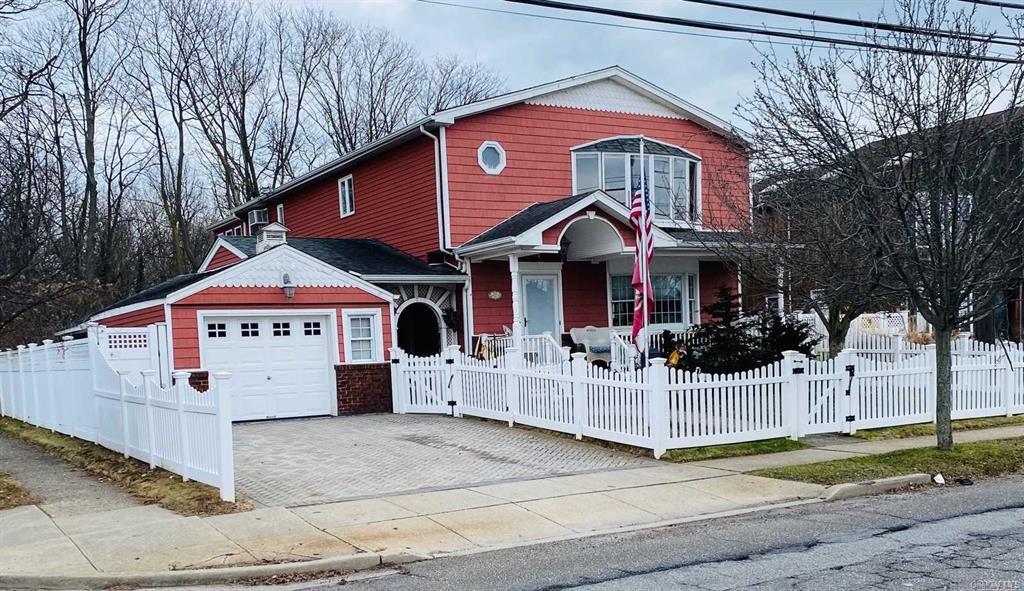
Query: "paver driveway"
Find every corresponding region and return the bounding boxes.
[233,414,657,507]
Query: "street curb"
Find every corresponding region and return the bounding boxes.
[821,473,932,501]
[0,553,383,590]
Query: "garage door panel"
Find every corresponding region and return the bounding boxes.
[199,314,334,421]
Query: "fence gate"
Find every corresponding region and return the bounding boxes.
[394,352,451,414]
[803,357,848,434]
[98,324,171,387]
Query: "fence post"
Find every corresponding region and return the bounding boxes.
[505,347,522,426]
[60,336,73,434]
[444,345,463,417]
[389,347,405,414]
[85,323,100,443]
[116,370,132,457]
[781,351,804,440]
[210,371,235,503]
[41,340,55,431]
[172,371,192,482]
[1001,341,1014,418]
[894,337,905,363]
[924,344,937,424]
[570,352,587,440]
[648,358,669,458]
[140,369,158,469]
[27,343,40,427]
[958,332,971,356]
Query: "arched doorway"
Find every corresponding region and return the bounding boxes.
[397,302,443,356]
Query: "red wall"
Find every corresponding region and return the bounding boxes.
[699,260,739,323]
[470,260,512,335]
[270,137,439,259]
[562,262,609,328]
[205,247,242,271]
[171,287,392,369]
[99,304,165,328]
[445,103,749,246]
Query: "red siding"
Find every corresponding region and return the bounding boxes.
[99,304,166,328]
[699,260,739,323]
[171,287,392,369]
[445,103,748,246]
[274,137,439,259]
[562,262,609,328]
[205,246,243,271]
[470,260,512,335]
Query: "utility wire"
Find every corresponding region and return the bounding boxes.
[678,0,1022,46]
[959,0,1024,9]
[505,0,1023,64]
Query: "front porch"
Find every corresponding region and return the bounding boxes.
[455,191,738,364]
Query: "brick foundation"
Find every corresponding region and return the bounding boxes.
[336,363,392,414]
[188,371,209,392]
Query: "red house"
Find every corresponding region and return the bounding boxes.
[88,66,749,421]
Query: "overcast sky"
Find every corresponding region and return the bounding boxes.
[312,0,1015,128]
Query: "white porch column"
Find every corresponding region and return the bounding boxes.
[509,254,523,349]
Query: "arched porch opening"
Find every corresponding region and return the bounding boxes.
[397,300,444,357]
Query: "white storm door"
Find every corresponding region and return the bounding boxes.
[521,274,561,336]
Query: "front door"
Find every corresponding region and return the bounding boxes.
[521,274,561,336]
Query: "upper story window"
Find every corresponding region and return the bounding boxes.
[572,137,700,224]
[338,174,355,218]
[477,141,506,175]
[248,208,269,228]
[276,203,285,224]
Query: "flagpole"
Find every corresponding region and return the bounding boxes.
[639,136,650,361]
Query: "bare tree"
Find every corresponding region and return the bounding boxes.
[418,54,504,115]
[737,0,1024,450]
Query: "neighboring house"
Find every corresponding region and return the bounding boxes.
[87,66,750,421]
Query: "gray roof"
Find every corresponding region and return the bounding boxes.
[223,237,461,277]
[99,271,216,313]
[462,193,594,247]
[575,137,694,158]
[664,228,729,244]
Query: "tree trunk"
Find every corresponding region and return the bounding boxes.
[934,328,954,451]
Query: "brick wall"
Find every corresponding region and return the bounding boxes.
[186,371,209,392]
[335,363,392,414]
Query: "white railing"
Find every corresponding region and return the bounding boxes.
[0,325,235,501]
[392,337,1024,456]
[476,332,566,368]
[610,331,637,371]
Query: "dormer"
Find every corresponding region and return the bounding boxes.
[255,222,289,254]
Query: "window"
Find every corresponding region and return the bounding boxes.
[207,323,227,338]
[765,294,782,314]
[303,321,322,336]
[343,309,382,363]
[338,174,355,218]
[247,208,268,227]
[276,203,285,225]
[572,140,700,224]
[272,322,290,337]
[610,273,699,327]
[477,141,507,175]
[240,322,259,337]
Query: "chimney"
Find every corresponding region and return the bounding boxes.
[255,222,289,254]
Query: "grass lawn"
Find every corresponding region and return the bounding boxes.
[855,415,1024,441]
[0,417,248,516]
[662,437,809,463]
[752,436,1024,486]
[0,472,37,510]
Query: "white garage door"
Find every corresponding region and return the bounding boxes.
[200,315,334,421]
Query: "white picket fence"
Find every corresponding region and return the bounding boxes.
[0,324,235,501]
[392,339,1024,457]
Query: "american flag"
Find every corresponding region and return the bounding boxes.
[629,156,654,344]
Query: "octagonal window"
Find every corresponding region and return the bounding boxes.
[477,141,506,175]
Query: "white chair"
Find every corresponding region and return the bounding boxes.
[570,326,612,365]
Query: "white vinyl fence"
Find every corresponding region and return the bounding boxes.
[0,324,235,501]
[392,338,1024,457]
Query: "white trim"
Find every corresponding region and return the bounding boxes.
[196,308,340,416]
[477,140,507,175]
[463,259,475,351]
[275,203,285,225]
[338,174,355,218]
[554,213,628,253]
[360,274,467,283]
[167,245,397,305]
[519,265,564,335]
[342,308,385,364]
[396,298,445,354]
[197,238,250,273]
[440,126,452,249]
[164,303,175,370]
[90,299,166,323]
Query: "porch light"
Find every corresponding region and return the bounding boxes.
[282,273,296,299]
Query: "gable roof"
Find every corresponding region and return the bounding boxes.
[213,66,745,229]
[461,193,593,248]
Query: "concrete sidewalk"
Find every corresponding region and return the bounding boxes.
[2,423,1021,580]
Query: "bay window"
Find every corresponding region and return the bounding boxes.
[572,137,700,224]
[610,273,700,328]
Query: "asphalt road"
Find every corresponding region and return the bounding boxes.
[163,475,1024,591]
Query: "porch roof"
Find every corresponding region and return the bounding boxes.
[461,193,593,248]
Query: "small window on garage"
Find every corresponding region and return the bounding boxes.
[240,322,260,337]
[207,323,227,338]
[272,322,291,337]
[343,309,382,363]
[304,321,322,336]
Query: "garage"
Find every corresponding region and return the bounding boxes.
[200,314,335,421]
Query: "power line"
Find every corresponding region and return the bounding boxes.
[505,0,1023,64]
[959,0,1024,9]
[679,0,1022,47]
